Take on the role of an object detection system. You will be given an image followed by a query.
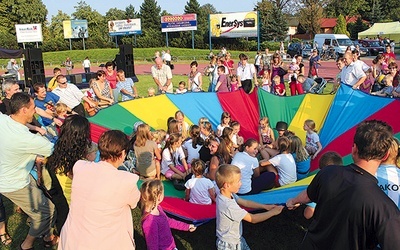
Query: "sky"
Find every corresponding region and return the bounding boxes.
[42,0,259,20]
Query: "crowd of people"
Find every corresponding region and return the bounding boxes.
[0,45,399,249]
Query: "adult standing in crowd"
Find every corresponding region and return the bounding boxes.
[236,53,257,94]
[45,115,92,233]
[0,92,57,250]
[308,49,320,78]
[6,58,20,80]
[262,48,272,72]
[82,57,91,73]
[270,53,286,92]
[163,49,172,68]
[341,52,366,89]
[188,61,203,92]
[151,57,173,93]
[64,57,73,75]
[52,75,96,116]
[287,120,400,249]
[104,61,119,102]
[59,130,141,249]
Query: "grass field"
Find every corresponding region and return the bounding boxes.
[2,191,311,250]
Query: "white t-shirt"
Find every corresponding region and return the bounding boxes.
[82,59,91,68]
[163,52,171,62]
[305,132,320,152]
[181,139,201,164]
[161,147,186,175]
[216,193,247,245]
[231,152,259,194]
[184,177,214,205]
[268,153,297,186]
[217,124,229,137]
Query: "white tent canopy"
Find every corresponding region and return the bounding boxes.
[358,21,400,42]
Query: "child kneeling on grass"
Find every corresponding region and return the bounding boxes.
[215,164,284,250]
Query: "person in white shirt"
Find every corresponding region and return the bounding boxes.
[341,52,366,89]
[52,75,96,116]
[236,53,257,94]
[0,92,56,249]
[82,56,91,73]
[163,49,172,67]
[185,159,216,205]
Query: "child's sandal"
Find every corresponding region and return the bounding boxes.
[0,233,12,246]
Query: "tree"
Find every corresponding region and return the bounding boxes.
[256,0,274,41]
[369,0,383,23]
[125,4,138,19]
[333,14,350,36]
[139,0,161,31]
[324,0,369,18]
[41,10,70,51]
[259,5,288,41]
[105,8,126,21]
[347,17,369,39]
[298,0,324,36]
[0,0,47,34]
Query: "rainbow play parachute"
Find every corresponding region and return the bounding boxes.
[89,84,400,171]
[88,84,400,224]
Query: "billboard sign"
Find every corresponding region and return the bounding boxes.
[209,11,258,38]
[63,20,89,39]
[161,14,197,33]
[15,24,43,43]
[108,19,142,36]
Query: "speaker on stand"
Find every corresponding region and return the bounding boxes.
[23,48,46,89]
[114,44,138,82]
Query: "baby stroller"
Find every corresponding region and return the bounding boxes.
[309,77,327,94]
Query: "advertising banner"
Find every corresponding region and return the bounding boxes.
[209,11,258,38]
[15,24,43,43]
[108,19,142,36]
[63,20,89,39]
[161,14,197,33]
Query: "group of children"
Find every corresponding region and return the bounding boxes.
[122,110,327,249]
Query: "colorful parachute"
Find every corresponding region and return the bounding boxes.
[89,84,400,224]
[89,84,400,172]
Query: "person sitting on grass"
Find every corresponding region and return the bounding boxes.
[260,136,297,187]
[215,164,284,250]
[303,151,343,219]
[185,159,216,205]
[161,133,190,181]
[232,139,276,195]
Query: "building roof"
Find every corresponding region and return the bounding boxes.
[320,18,337,28]
[320,16,367,28]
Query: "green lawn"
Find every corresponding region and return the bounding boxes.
[2,194,310,250]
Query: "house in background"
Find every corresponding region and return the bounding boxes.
[319,16,366,34]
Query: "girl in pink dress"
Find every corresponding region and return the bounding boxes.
[141,180,196,250]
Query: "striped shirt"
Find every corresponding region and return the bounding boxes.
[376,164,400,209]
